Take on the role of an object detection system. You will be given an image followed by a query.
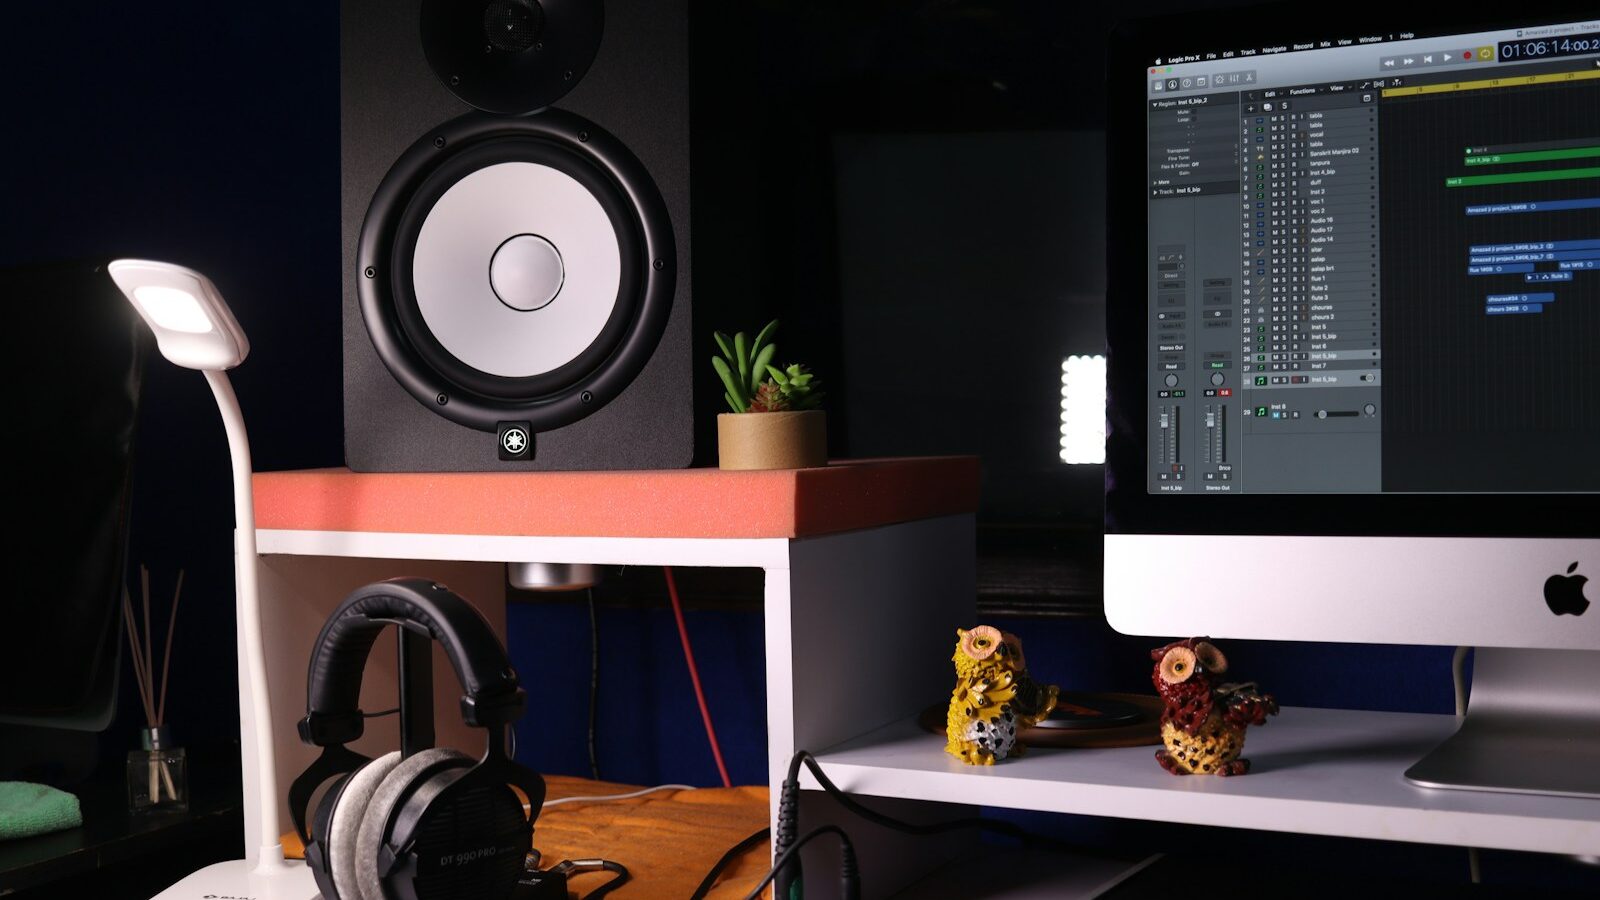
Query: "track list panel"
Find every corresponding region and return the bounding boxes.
[1147,82,1383,493]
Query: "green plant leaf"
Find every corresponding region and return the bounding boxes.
[750,320,778,360]
[712,356,747,411]
[765,364,788,386]
[713,331,733,361]
[723,391,743,413]
[749,343,776,393]
[734,332,750,388]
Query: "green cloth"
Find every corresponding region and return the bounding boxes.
[0,782,82,841]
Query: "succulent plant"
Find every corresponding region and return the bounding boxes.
[712,320,826,413]
[748,380,790,413]
[764,363,823,410]
[711,320,778,413]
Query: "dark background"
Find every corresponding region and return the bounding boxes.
[2,0,1595,893]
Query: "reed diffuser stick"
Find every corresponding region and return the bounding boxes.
[124,568,184,805]
[157,569,184,726]
[123,588,156,725]
[141,566,153,724]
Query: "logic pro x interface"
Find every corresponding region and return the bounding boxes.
[1143,19,1600,494]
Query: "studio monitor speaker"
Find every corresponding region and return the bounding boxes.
[342,0,692,470]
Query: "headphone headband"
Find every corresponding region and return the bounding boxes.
[298,578,525,746]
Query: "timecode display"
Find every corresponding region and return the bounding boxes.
[1498,36,1600,62]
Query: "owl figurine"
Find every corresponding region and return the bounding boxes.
[1151,637,1278,776]
[946,626,1059,765]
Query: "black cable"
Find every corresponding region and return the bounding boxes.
[741,826,857,900]
[769,748,1090,896]
[783,749,1075,849]
[362,707,400,718]
[704,751,1087,899]
[688,826,770,900]
[586,586,601,781]
[553,858,629,899]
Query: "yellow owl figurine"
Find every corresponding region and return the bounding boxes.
[945,626,1059,765]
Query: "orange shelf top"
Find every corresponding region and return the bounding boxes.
[252,457,979,540]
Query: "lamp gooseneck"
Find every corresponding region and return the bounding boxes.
[203,369,287,872]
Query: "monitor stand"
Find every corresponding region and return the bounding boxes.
[1405,648,1600,799]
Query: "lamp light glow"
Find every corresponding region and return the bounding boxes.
[107,260,248,370]
[131,285,215,334]
[1060,354,1107,464]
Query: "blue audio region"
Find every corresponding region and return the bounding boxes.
[1465,198,1600,215]
[1485,292,1556,315]
[1469,237,1598,315]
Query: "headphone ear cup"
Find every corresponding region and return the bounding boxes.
[353,748,472,900]
[326,751,402,900]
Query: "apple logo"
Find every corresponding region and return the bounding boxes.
[1544,562,1590,616]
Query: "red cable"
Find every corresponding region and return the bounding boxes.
[664,565,733,788]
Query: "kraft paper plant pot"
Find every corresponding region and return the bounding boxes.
[716,411,827,470]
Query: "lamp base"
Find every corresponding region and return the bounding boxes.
[152,857,317,900]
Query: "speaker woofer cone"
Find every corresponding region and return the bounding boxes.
[358,109,675,433]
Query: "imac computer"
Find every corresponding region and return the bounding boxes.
[1105,4,1599,799]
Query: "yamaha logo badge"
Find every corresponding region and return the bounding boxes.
[497,421,533,461]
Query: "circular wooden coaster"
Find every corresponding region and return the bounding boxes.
[918,691,1163,749]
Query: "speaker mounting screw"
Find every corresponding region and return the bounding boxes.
[581,391,593,404]
[433,136,447,149]
[436,393,449,406]
[364,266,376,279]
[578,131,589,143]
[449,74,460,86]
[563,70,573,80]
[535,42,543,51]
[653,259,665,270]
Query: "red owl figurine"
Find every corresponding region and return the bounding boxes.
[1150,637,1278,776]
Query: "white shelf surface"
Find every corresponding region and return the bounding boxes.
[256,528,790,568]
[810,706,1600,857]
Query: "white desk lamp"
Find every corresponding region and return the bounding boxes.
[107,260,316,899]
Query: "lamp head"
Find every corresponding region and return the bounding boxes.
[107,259,249,370]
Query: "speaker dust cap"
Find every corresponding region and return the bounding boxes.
[421,0,604,114]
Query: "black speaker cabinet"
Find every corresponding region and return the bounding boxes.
[342,0,692,470]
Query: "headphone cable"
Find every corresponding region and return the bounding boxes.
[687,826,770,900]
[552,858,629,899]
[740,826,857,900]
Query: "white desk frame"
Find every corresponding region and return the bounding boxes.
[241,513,1600,898]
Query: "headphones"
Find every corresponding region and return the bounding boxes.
[288,577,546,900]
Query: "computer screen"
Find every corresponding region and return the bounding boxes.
[1137,15,1599,494]
[1106,11,1597,797]
[1104,8,1597,650]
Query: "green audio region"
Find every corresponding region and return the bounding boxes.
[1464,145,1600,166]
[1445,166,1600,187]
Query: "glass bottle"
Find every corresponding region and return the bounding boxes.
[127,726,188,814]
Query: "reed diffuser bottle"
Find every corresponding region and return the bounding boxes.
[124,566,188,813]
[129,726,188,813]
